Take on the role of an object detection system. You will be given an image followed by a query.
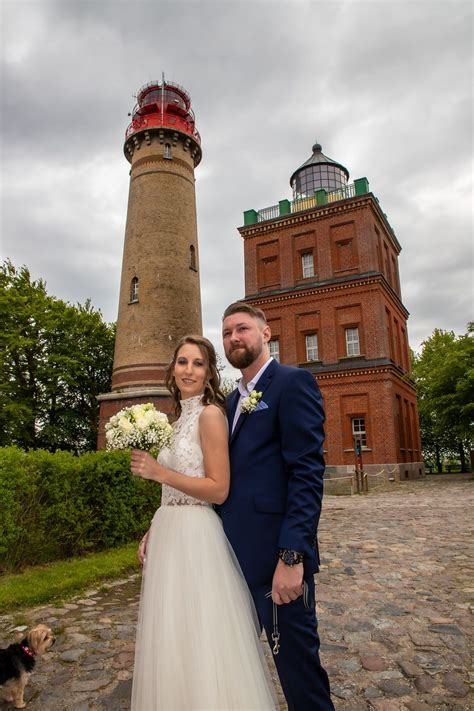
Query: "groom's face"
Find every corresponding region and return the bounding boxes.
[222,312,270,369]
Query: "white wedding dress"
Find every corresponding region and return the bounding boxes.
[131,395,277,710]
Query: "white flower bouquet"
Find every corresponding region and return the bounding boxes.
[240,390,263,414]
[105,403,173,456]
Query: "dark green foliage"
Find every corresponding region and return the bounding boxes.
[0,260,115,453]
[0,447,161,572]
[411,324,473,470]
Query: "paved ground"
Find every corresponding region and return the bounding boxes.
[0,474,472,711]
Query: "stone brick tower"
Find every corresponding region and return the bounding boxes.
[97,78,203,447]
[239,142,423,481]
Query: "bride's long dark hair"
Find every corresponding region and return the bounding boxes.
[165,335,226,418]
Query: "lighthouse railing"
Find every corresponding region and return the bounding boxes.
[257,204,280,222]
[326,183,356,203]
[254,182,360,224]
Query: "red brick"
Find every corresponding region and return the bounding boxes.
[239,194,423,477]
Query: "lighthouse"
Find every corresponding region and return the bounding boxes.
[98,78,203,446]
[239,142,423,481]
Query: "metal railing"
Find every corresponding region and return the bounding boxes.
[291,195,316,213]
[125,114,201,144]
[255,182,358,223]
[257,204,280,222]
[327,183,356,203]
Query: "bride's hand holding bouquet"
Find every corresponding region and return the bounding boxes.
[105,402,173,482]
[130,449,168,483]
[105,402,173,454]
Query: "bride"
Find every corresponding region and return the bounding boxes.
[130,334,277,710]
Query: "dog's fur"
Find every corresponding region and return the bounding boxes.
[0,625,55,708]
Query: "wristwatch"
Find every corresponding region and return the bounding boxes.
[279,549,304,566]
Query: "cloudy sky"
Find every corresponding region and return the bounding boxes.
[1,0,472,372]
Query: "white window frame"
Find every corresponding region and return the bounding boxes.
[345,327,360,356]
[301,252,315,279]
[164,143,172,160]
[352,417,367,447]
[269,339,280,362]
[305,333,318,361]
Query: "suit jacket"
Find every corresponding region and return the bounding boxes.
[218,359,326,588]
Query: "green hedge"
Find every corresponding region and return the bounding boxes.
[0,447,161,573]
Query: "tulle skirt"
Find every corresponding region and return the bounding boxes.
[131,504,277,710]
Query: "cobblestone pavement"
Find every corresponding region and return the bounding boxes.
[1,474,472,711]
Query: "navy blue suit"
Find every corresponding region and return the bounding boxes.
[219,360,334,710]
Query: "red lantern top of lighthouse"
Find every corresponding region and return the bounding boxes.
[125,77,201,145]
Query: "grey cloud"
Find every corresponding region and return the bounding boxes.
[1,0,472,356]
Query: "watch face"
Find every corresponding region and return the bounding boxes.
[280,550,303,565]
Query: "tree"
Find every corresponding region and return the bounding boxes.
[411,324,474,471]
[0,260,115,452]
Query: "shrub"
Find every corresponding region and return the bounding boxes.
[0,447,161,572]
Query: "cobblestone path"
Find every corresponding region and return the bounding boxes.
[0,474,472,710]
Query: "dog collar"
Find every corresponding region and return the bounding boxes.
[21,644,36,659]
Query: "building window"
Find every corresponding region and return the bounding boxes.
[305,333,318,361]
[189,245,197,270]
[130,276,139,303]
[269,339,280,362]
[164,143,172,160]
[301,253,315,278]
[345,327,360,356]
[352,417,367,447]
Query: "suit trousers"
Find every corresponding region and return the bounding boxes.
[251,577,335,711]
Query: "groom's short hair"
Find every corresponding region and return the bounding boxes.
[222,301,267,325]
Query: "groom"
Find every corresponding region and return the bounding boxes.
[220,301,334,711]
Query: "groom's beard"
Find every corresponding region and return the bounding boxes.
[226,342,262,369]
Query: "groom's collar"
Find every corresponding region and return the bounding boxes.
[238,357,274,396]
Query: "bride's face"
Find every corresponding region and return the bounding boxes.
[173,343,208,400]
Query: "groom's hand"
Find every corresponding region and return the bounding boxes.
[271,559,304,605]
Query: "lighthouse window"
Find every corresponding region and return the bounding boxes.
[130,277,139,303]
[293,165,347,199]
[189,245,197,271]
[164,143,172,160]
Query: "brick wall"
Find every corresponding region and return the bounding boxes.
[112,129,203,390]
[240,193,423,475]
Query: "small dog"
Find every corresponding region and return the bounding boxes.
[0,625,55,708]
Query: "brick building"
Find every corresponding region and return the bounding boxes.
[97,79,203,447]
[240,143,423,480]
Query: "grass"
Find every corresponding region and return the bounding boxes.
[0,543,140,613]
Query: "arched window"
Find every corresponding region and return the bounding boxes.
[130,276,139,303]
[164,143,172,160]
[189,245,197,270]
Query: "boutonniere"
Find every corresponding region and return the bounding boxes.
[240,390,267,414]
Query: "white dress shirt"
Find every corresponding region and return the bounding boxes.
[231,357,273,433]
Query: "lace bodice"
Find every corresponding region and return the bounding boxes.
[158,395,211,507]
